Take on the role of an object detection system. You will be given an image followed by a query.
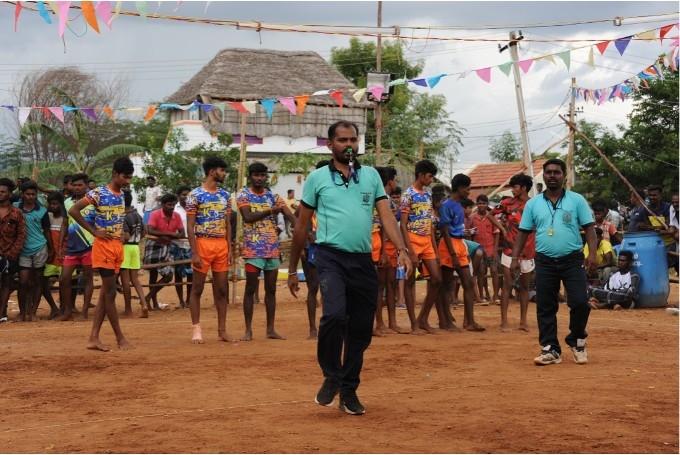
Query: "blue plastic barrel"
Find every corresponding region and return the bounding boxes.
[619,232,670,308]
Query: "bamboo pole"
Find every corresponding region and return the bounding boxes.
[232,111,248,305]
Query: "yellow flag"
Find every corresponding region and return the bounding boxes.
[636,30,656,41]
[352,88,367,103]
[587,47,595,67]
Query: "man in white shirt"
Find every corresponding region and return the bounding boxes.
[588,250,639,310]
[171,185,193,308]
[143,176,162,225]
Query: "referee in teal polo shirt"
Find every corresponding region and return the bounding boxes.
[512,159,597,366]
[288,121,412,415]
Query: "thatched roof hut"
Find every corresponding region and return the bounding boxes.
[166,48,372,140]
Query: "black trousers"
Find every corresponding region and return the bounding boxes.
[535,251,590,354]
[314,245,378,393]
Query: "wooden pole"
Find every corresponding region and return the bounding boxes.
[566,77,576,189]
[232,112,248,305]
[558,114,668,230]
[374,0,383,165]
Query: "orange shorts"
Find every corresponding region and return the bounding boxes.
[382,239,398,268]
[371,231,382,263]
[194,237,229,274]
[438,237,470,268]
[408,232,437,261]
[92,238,124,273]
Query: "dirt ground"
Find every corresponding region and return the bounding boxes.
[0,278,677,454]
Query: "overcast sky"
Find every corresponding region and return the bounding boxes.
[0,1,677,173]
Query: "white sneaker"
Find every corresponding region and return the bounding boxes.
[570,339,588,364]
[534,346,562,366]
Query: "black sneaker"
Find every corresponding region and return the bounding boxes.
[339,391,365,415]
[314,379,339,407]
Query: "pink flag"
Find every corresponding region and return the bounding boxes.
[278,97,297,115]
[475,67,491,83]
[96,1,113,29]
[368,85,384,100]
[58,2,71,37]
[48,107,64,123]
[518,59,534,74]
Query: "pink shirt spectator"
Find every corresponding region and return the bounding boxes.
[470,212,499,257]
[148,209,183,245]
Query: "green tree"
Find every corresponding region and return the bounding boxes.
[489,131,521,162]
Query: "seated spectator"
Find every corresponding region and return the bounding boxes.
[588,250,639,310]
[583,228,616,284]
[592,200,621,245]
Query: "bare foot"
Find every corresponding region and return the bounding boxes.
[192,325,204,344]
[389,325,411,334]
[418,323,439,334]
[86,339,111,352]
[49,311,61,320]
[444,324,462,332]
[410,327,426,335]
[218,331,231,342]
[500,324,512,333]
[267,331,286,340]
[140,308,149,318]
[518,324,530,332]
[59,313,73,322]
[307,331,318,340]
[240,330,253,342]
[117,338,133,350]
[466,323,486,332]
[372,329,385,337]
[121,311,133,318]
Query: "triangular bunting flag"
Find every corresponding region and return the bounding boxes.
[409,79,428,87]
[1,105,15,112]
[295,95,309,115]
[82,108,98,121]
[102,105,114,120]
[62,105,77,113]
[352,88,367,102]
[113,1,123,22]
[636,30,656,41]
[614,36,633,56]
[14,1,22,32]
[659,24,674,42]
[312,90,330,96]
[228,102,249,114]
[518,59,534,74]
[587,47,595,67]
[596,41,610,55]
[37,1,52,24]
[58,2,71,37]
[457,71,469,80]
[48,107,64,123]
[81,1,100,33]
[18,107,31,126]
[41,107,51,120]
[260,99,276,119]
[389,78,407,87]
[329,90,344,108]
[498,62,512,76]
[135,1,147,18]
[368,85,384,100]
[557,51,571,70]
[540,54,556,65]
[216,103,226,122]
[426,74,445,88]
[96,1,113,29]
[242,101,258,114]
[200,104,214,112]
[46,1,58,15]
[475,67,491,83]
[278,97,296,115]
[177,103,193,111]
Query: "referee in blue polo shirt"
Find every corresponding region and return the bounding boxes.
[288,121,412,416]
[512,159,597,366]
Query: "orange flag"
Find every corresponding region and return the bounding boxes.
[295,95,310,116]
[102,105,114,120]
[144,105,157,122]
[81,1,100,33]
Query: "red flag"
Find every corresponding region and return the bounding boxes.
[329,90,344,109]
[595,41,609,55]
[228,101,249,114]
[659,24,674,42]
[81,1,100,33]
[14,1,22,32]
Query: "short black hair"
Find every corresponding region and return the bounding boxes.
[287,189,294,194]
[88,179,95,184]
[431,184,448,205]
[70,173,89,185]
[160,193,178,205]
[248,161,268,176]
[113,157,134,175]
[0,178,15,193]
[451,173,471,191]
[63,174,72,184]
[391,186,402,196]
[646,184,663,194]
[461,198,475,208]
[123,189,133,208]
[20,180,38,193]
[315,160,330,169]
[476,194,489,203]
[328,121,359,140]
[619,250,633,261]
[376,166,397,187]
[543,158,566,174]
[47,191,64,205]
[176,185,191,195]
[146,175,156,181]
[415,159,438,178]
[509,173,533,192]
[591,200,608,212]
[203,156,228,175]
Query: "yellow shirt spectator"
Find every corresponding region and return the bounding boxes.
[583,239,614,267]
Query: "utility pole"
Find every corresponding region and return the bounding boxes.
[566,77,576,189]
[501,31,534,193]
[374,0,383,165]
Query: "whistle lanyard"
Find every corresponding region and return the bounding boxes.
[544,194,564,236]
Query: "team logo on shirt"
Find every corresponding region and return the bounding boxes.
[361,192,371,205]
[562,211,572,223]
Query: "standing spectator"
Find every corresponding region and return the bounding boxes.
[592,200,621,245]
[0,178,26,323]
[60,173,95,321]
[627,188,648,232]
[471,194,500,305]
[87,179,97,191]
[120,190,149,318]
[69,157,135,351]
[606,201,623,230]
[536,183,544,194]
[670,193,679,273]
[145,193,183,310]
[172,185,193,309]
[237,162,295,341]
[42,192,67,319]
[514,158,597,366]
[143,176,162,225]
[14,180,54,321]
[62,175,72,198]
[461,198,486,304]
[284,189,298,238]
[10,177,28,204]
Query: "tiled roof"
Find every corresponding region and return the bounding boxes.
[468,160,546,189]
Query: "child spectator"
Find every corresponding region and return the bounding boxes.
[471,194,500,305]
[43,191,67,319]
[121,190,149,318]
